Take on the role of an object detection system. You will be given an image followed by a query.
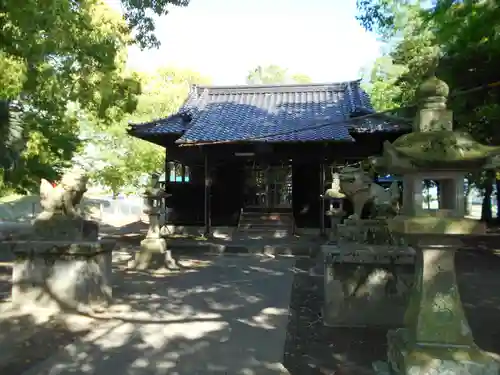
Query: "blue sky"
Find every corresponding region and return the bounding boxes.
[110,0,382,84]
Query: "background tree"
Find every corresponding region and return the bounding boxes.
[83,67,211,196]
[246,65,312,84]
[0,0,141,193]
[0,0,201,194]
[0,100,23,182]
[357,0,500,221]
[118,0,191,49]
[290,73,313,84]
[2,0,192,51]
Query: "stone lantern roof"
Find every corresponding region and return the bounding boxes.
[379,73,500,173]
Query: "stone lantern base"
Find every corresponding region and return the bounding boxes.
[387,328,499,375]
[130,237,177,270]
[382,216,499,375]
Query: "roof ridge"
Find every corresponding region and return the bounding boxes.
[193,80,362,92]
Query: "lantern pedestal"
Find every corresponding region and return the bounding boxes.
[385,216,499,375]
[129,174,176,270]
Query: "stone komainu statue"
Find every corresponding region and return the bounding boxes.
[339,165,400,220]
[33,168,97,240]
[39,168,89,217]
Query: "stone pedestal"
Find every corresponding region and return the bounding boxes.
[131,208,177,270]
[327,213,343,242]
[338,218,392,244]
[322,244,415,327]
[32,214,99,240]
[10,240,113,312]
[385,219,499,375]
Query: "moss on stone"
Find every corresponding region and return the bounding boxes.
[388,130,500,165]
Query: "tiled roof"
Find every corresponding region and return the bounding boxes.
[128,81,407,143]
[128,115,185,135]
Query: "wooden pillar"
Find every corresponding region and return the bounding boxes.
[164,150,170,185]
[204,152,211,236]
[319,162,326,236]
[181,164,186,182]
[164,151,171,224]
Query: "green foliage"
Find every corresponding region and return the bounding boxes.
[0,0,142,193]
[1,0,191,52]
[86,67,211,194]
[91,165,128,198]
[361,56,406,111]
[246,65,312,85]
[357,0,500,220]
[119,0,190,49]
[290,73,313,84]
[358,0,500,132]
[356,0,415,40]
[359,1,438,113]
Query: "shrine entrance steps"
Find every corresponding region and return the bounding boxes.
[237,209,295,239]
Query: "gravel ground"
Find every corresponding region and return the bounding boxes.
[2,239,500,375]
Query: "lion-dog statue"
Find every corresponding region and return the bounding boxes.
[39,168,88,218]
[33,168,98,240]
[339,165,400,220]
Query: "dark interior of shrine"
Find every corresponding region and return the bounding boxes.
[153,131,406,229]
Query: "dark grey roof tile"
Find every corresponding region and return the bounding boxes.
[130,81,407,142]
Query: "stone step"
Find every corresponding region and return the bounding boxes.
[238,220,293,228]
[239,212,293,217]
[238,228,291,234]
[238,220,292,227]
[238,211,295,233]
[239,214,292,219]
[238,224,292,231]
[167,239,313,256]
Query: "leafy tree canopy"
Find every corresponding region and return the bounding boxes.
[0,0,143,192]
[246,65,312,85]
[118,0,190,49]
[84,67,211,197]
[357,0,500,220]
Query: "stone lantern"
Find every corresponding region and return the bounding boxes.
[323,172,345,242]
[130,173,176,270]
[376,74,500,375]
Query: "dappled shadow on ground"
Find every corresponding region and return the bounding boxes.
[17,251,295,375]
[0,311,93,374]
[284,250,500,375]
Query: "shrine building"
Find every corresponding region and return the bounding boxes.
[128,81,410,235]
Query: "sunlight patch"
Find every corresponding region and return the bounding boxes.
[237,307,288,330]
[93,322,138,349]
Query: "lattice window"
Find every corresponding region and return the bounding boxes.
[168,162,191,183]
